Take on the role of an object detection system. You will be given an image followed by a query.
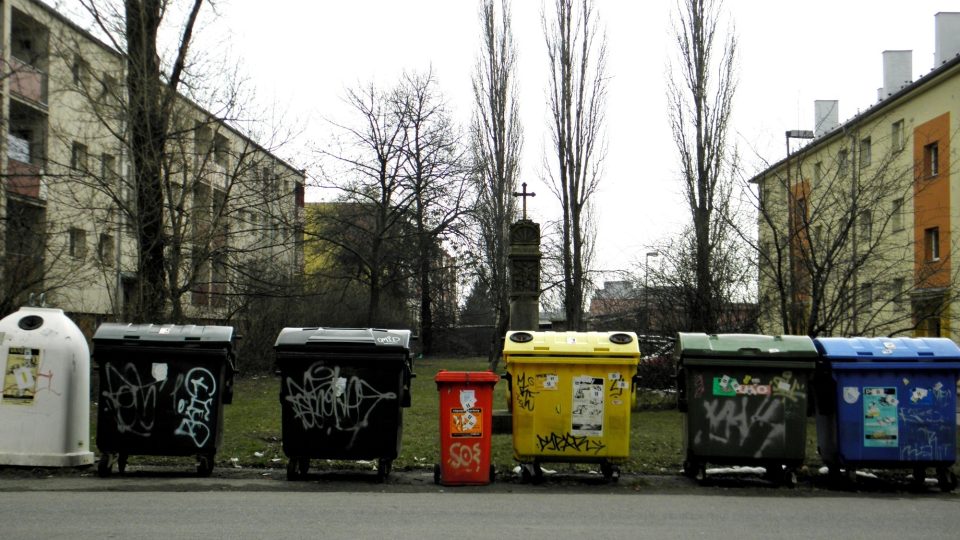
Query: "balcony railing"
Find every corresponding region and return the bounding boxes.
[6,158,42,199]
[8,56,47,106]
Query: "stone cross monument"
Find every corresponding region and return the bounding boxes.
[508,183,541,331]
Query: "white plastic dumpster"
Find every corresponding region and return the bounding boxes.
[0,307,94,466]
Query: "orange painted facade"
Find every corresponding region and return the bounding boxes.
[913,113,951,289]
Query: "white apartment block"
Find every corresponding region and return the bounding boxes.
[1,0,304,334]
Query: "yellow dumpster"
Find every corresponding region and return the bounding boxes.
[503,331,640,482]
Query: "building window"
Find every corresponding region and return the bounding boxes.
[101,153,117,181]
[891,198,904,232]
[924,227,940,261]
[859,137,871,167]
[892,120,905,152]
[71,142,88,171]
[924,142,939,178]
[98,233,114,266]
[838,148,849,176]
[68,228,87,259]
[813,162,823,184]
[891,278,905,306]
[71,54,88,88]
[858,209,872,243]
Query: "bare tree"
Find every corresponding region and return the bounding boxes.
[668,0,738,333]
[315,82,416,327]
[397,71,470,355]
[543,0,607,331]
[471,0,522,370]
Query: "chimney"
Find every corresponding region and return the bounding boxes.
[935,12,960,66]
[814,100,839,138]
[881,50,912,98]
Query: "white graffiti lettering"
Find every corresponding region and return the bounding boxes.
[174,367,217,448]
[101,363,165,437]
[699,396,785,458]
[284,364,397,448]
[770,372,806,402]
[447,442,482,472]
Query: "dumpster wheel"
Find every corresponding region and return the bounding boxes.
[911,467,927,489]
[433,463,441,485]
[600,461,620,482]
[682,460,705,482]
[117,454,128,475]
[196,454,215,477]
[519,463,544,484]
[936,467,957,492]
[377,458,392,482]
[97,454,112,477]
[286,457,309,481]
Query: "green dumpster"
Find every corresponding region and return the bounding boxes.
[675,333,818,485]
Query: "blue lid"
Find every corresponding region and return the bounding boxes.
[814,337,960,360]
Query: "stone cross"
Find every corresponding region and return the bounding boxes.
[513,182,536,220]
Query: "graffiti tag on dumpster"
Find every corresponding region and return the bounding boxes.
[101,362,166,436]
[448,441,482,472]
[515,372,538,411]
[285,364,397,448]
[536,431,606,454]
[697,396,785,458]
[174,367,218,448]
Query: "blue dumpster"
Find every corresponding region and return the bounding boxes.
[814,337,960,491]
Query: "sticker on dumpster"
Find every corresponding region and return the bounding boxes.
[538,373,558,390]
[863,387,898,447]
[571,376,604,437]
[459,389,477,409]
[2,347,41,405]
[151,362,168,382]
[713,375,737,397]
[843,386,861,404]
[451,408,482,437]
[909,387,933,406]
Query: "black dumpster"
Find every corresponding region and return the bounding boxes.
[93,324,237,477]
[676,333,818,485]
[275,327,413,481]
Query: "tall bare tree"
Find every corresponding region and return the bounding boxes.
[397,71,470,355]
[471,0,522,370]
[316,82,413,327]
[543,0,607,331]
[668,0,738,332]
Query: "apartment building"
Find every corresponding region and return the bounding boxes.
[0,0,304,333]
[752,12,960,339]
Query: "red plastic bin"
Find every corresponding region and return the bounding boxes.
[433,370,500,486]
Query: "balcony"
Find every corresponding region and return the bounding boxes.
[6,158,43,199]
[8,56,47,107]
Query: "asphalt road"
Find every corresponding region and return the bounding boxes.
[1,467,959,539]
[1,489,958,539]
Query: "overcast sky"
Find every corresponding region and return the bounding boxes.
[62,1,958,279]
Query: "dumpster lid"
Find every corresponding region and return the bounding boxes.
[814,337,960,360]
[502,331,640,356]
[274,327,412,350]
[434,370,500,384]
[676,333,818,360]
[93,323,234,343]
